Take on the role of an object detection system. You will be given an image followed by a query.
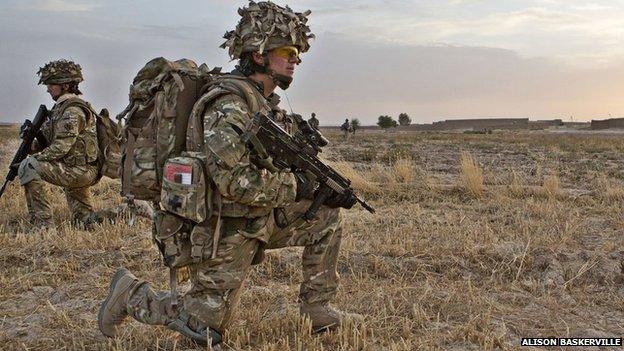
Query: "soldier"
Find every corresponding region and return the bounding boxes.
[340,118,351,140]
[98,1,361,346]
[308,112,320,129]
[18,60,99,231]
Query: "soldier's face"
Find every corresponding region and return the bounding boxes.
[267,46,300,79]
[46,84,63,101]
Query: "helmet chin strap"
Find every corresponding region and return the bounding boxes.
[261,55,293,90]
[273,74,293,90]
[265,66,293,90]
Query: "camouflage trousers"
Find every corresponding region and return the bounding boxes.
[126,200,342,334]
[18,156,98,225]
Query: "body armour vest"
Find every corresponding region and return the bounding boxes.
[43,95,99,166]
[186,74,289,218]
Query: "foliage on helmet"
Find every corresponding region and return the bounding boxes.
[221,1,314,60]
[37,59,83,85]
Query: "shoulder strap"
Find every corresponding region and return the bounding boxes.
[185,87,232,152]
[217,77,270,115]
[186,76,272,156]
[59,97,96,120]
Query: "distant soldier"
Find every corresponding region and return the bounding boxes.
[308,112,319,129]
[340,118,351,140]
[18,60,99,231]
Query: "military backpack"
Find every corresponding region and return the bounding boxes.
[60,98,122,179]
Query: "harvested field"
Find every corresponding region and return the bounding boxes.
[1,126,623,350]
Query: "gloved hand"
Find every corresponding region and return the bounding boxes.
[20,119,32,139]
[250,154,278,172]
[294,170,316,202]
[323,190,357,209]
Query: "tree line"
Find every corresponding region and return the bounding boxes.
[377,113,411,129]
[340,113,411,134]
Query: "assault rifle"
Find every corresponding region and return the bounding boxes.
[246,112,375,220]
[0,105,49,199]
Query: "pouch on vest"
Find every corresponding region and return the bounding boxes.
[153,210,193,268]
[189,223,215,263]
[161,153,211,223]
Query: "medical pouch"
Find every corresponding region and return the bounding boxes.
[161,154,211,223]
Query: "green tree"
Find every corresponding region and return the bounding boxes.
[377,115,397,129]
[398,113,411,126]
[351,118,361,134]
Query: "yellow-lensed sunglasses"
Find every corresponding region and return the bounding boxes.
[272,46,300,60]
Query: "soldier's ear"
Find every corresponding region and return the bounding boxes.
[252,52,265,66]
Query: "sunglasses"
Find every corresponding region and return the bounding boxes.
[272,46,300,61]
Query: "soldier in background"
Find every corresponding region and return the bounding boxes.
[98,1,361,346]
[340,118,351,140]
[308,112,319,129]
[18,60,99,231]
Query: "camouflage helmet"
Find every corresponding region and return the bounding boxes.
[37,59,83,85]
[221,1,314,60]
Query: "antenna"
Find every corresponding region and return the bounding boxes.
[284,92,294,114]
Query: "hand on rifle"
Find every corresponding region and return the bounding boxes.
[294,170,316,201]
[19,119,33,139]
[323,189,357,209]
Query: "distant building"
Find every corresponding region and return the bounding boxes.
[434,118,528,130]
[321,118,578,131]
[591,118,624,130]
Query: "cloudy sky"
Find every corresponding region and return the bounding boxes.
[1,0,624,125]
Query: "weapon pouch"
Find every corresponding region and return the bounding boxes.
[161,153,211,223]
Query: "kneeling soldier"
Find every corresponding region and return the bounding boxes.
[19,60,99,230]
[98,1,362,346]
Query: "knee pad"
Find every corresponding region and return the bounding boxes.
[18,157,42,186]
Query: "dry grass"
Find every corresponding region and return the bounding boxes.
[459,151,484,197]
[392,158,415,183]
[2,127,624,350]
[541,173,561,198]
[595,174,624,201]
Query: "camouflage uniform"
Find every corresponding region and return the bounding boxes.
[19,60,99,227]
[340,119,351,140]
[308,113,320,129]
[124,84,342,334]
[100,2,353,345]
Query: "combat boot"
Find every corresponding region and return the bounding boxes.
[300,303,364,331]
[98,268,140,338]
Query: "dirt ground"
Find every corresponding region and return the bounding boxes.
[1,126,623,350]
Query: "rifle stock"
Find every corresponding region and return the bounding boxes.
[250,112,375,218]
[0,104,48,199]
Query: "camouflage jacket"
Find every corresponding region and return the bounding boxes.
[36,94,98,165]
[199,75,297,217]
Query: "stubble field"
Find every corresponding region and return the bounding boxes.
[1,126,623,350]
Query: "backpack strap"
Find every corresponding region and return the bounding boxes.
[218,76,271,116]
[185,86,232,152]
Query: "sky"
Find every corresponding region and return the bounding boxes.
[1,0,624,125]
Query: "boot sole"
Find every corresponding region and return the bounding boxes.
[98,268,131,337]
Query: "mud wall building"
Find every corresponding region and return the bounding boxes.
[591,118,624,130]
